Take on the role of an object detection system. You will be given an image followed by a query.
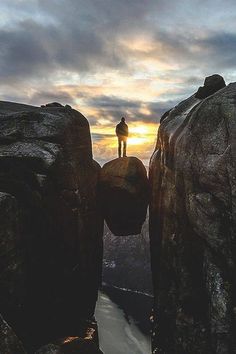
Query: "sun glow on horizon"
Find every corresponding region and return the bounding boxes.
[91,121,159,164]
[130,125,149,135]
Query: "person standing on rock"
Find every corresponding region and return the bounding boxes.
[116,117,129,158]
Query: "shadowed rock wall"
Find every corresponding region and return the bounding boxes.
[0,101,103,353]
[0,314,26,354]
[149,79,236,353]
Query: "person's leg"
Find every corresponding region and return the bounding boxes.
[123,140,127,157]
[118,138,121,158]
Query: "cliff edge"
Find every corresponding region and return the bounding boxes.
[149,76,236,353]
[0,101,103,353]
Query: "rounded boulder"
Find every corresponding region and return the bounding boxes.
[100,157,149,236]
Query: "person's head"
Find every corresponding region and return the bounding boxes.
[121,117,125,122]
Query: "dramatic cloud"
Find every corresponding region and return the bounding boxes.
[0,0,236,163]
[85,95,178,124]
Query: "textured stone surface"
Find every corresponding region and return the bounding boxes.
[36,341,102,354]
[35,320,103,354]
[149,82,236,353]
[0,314,26,354]
[195,74,226,99]
[0,192,27,342]
[0,101,103,351]
[100,157,149,236]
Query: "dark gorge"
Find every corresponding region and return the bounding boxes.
[0,75,235,354]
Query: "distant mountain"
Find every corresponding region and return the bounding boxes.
[102,216,153,295]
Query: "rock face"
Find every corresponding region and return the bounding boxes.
[0,192,26,337]
[35,320,103,354]
[100,157,149,236]
[195,74,226,99]
[0,314,26,354]
[149,81,236,353]
[0,101,103,351]
[36,341,102,354]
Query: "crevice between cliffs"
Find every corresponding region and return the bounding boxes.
[0,74,235,354]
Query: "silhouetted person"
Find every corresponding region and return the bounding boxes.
[116,117,129,158]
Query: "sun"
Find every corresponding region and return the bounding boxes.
[130,125,149,135]
[91,121,159,163]
[128,136,149,146]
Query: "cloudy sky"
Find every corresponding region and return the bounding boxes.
[1,0,236,164]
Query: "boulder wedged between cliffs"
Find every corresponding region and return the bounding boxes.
[100,156,149,236]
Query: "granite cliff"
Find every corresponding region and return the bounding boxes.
[0,101,103,353]
[149,76,236,353]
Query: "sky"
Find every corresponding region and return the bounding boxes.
[1,0,236,165]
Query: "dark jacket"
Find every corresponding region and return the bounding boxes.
[116,122,128,137]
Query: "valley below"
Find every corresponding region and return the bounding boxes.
[96,289,152,354]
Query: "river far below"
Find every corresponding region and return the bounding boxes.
[95,289,152,354]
